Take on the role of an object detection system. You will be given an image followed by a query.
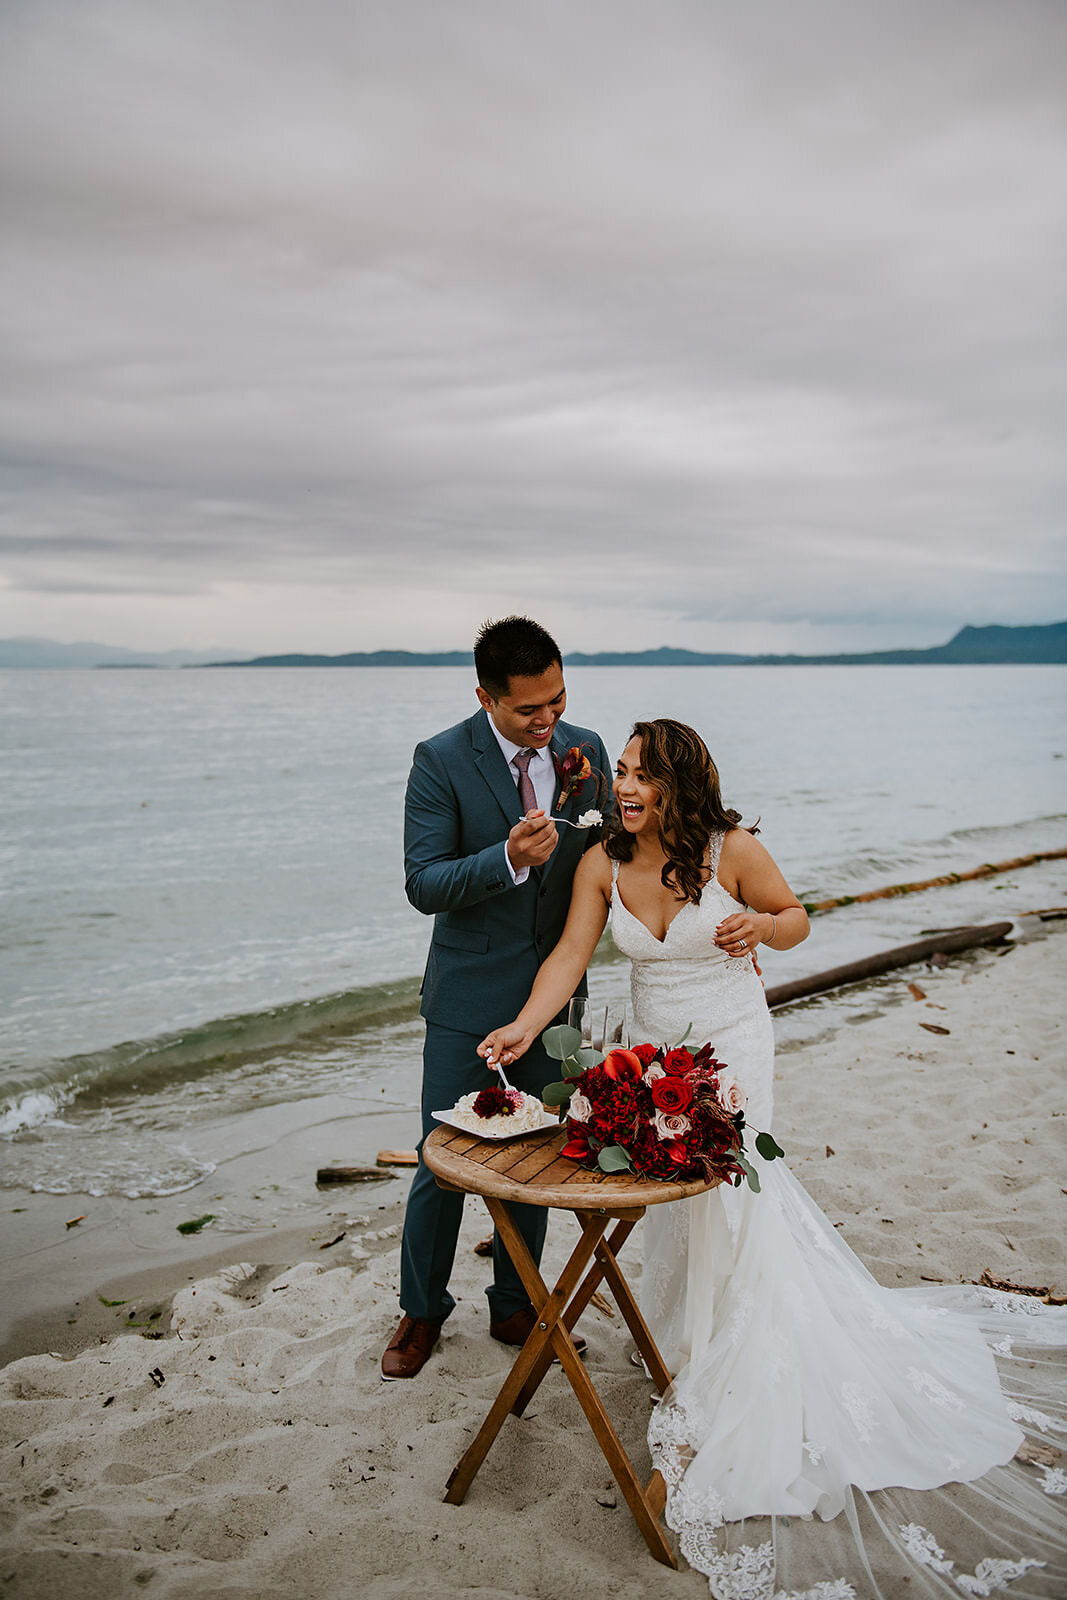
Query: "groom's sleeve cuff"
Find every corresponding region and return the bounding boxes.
[503,843,529,887]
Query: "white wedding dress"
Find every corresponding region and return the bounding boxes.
[609,841,1066,1600]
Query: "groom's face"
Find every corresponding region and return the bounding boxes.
[477,663,566,750]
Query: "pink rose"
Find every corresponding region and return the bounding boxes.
[717,1075,746,1116]
[642,1061,666,1086]
[652,1109,692,1142]
[568,1090,592,1123]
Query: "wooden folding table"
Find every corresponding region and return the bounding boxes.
[422,1123,720,1568]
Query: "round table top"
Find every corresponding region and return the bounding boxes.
[422,1124,723,1212]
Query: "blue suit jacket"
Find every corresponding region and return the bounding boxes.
[404,709,612,1036]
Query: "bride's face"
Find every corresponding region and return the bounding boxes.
[613,737,661,835]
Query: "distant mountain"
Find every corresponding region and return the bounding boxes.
[210,620,1067,669]
[4,621,1064,669]
[0,637,242,669]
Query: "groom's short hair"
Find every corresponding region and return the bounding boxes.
[474,616,562,699]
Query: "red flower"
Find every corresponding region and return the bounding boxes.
[662,1048,695,1077]
[650,1075,694,1113]
[554,745,593,809]
[602,1048,644,1082]
[472,1085,515,1118]
[665,1140,690,1166]
[561,1127,592,1160]
[631,1043,661,1067]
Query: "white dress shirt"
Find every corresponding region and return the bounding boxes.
[485,718,557,885]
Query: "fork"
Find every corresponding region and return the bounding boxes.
[523,812,599,829]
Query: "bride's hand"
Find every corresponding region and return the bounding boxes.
[714,911,773,960]
[477,1023,534,1069]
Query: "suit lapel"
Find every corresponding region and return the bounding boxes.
[471,709,525,827]
[540,727,577,887]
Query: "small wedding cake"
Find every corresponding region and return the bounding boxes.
[448,1084,546,1135]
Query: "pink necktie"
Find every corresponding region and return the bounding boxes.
[513,749,537,816]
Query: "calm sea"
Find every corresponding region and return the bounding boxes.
[2,665,1065,1199]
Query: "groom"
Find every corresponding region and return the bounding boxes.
[382,615,610,1379]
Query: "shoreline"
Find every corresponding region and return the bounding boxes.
[2,920,1063,1370]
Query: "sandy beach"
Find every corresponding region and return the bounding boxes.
[1,923,1063,1599]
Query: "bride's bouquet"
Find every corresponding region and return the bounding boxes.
[541,1026,782,1191]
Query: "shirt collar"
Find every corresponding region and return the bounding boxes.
[485,716,553,770]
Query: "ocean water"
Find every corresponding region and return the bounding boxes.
[2,665,1065,1200]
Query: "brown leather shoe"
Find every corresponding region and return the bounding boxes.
[381,1314,443,1380]
[489,1304,586,1355]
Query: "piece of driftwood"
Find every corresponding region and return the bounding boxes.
[806,848,1067,914]
[376,1149,419,1167]
[316,1165,396,1185]
[764,921,1012,1010]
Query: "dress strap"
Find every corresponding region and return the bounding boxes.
[708,830,725,877]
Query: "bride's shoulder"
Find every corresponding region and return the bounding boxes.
[717,826,771,871]
[575,841,614,894]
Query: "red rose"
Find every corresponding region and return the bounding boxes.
[650,1075,694,1113]
[602,1048,644,1083]
[662,1048,694,1076]
[631,1043,661,1067]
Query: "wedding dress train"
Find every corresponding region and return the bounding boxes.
[609,843,1065,1599]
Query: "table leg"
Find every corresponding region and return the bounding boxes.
[443,1204,609,1506]
[447,1199,677,1570]
[578,1216,673,1396]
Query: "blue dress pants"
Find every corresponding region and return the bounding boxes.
[399,1021,555,1323]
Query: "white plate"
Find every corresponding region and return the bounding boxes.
[431,1108,559,1141]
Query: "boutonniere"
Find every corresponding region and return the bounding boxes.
[554,745,593,810]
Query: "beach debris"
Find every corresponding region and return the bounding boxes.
[590,1290,615,1318]
[919,1022,951,1035]
[377,1149,418,1166]
[804,847,1067,914]
[1016,1439,1062,1468]
[176,1214,215,1234]
[596,1487,618,1508]
[977,1270,1067,1305]
[102,1396,115,1407]
[148,1367,165,1388]
[318,1233,346,1250]
[317,1165,395,1184]
[473,1234,494,1256]
[825,1145,835,1158]
[65,1214,86,1229]
[764,922,1012,1010]
[907,982,926,1000]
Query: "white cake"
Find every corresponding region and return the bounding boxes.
[448,1088,546,1135]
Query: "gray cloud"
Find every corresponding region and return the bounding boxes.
[0,0,1064,652]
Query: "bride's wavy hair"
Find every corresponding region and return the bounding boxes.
[604,719,754,904]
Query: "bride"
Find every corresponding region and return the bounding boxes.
[478,719,1066,1599]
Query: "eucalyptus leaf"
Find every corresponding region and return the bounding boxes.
[736,1153,761,1194]
[669,1022,693,1047]
[542,1023,583,1061]
[576,1047,604,1071]
[755,1130,785,1161]
[541,1080,575,1107]
[597,1145,633,1174]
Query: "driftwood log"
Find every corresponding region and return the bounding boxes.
[764,920,1013,1010]
[806,849,1067,914]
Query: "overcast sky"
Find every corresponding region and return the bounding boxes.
[1,0,1064,656]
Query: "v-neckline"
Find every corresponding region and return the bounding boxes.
[613,883,695,947]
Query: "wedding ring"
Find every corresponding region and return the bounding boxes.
[738,939,747,949]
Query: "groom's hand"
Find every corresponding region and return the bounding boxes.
[507,810,558,871]
[478,1023,533,1067]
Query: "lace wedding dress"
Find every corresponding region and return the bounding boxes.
[610,840,1066,1600]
